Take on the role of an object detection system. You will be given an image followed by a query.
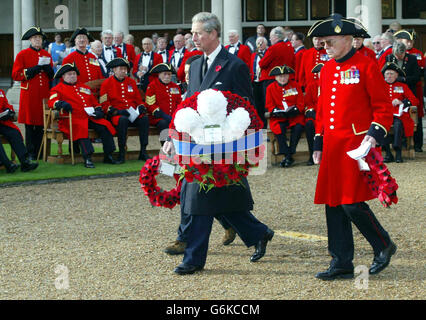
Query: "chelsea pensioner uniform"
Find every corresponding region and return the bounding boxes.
[145,77,182,131]
[99,75,150,159]
[314,49,393,206]
[48,81,116,157]
[62,50,104,84]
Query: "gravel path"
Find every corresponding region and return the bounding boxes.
[0,152,425,300]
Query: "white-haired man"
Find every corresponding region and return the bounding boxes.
[225,30,251,68]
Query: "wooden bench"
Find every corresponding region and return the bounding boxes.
[266,106,418,167]
[39,100,161,164]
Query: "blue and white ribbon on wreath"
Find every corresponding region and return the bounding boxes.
[172,130,263,156]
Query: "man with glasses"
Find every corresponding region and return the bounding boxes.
[308,14,396,280]
[133,38,162,92]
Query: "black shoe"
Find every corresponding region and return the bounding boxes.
[174,263,203,275]
[284,156,295,167]
[6,163,20,173]
[306,157,314,166]
[250,229,274,262]
[138,151,151,161]
[84,158,95,168]
[414,147,423,153]
[117,149,126,164]
[383,154,395,163]
[395,155,403,163]
[103,154,120,164]
[315,267,354,280]
[369,241,397,275]
[21,159,38,172]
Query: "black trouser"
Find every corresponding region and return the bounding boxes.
[77,138,94,159]
[325,202,391,269]
[0,142,11,166]
[413,115,423,150]
[88,121,116,155]
[116,115,149,150]
[0,125,28,163]
[275,122,304,156]
[305,119,315,156]
[252,81,266,129]
[24,124,43,158]
[384,117,404,151]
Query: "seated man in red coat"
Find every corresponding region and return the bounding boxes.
[265,65,305,167]
[0,89,38,173]
[145,63,182,142]
[49,63,119,168]
[382,62,419,163]
[100,58,150,163]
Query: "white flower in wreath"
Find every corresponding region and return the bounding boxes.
[174,89,251,144]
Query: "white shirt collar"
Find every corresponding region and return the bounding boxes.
[205,44,222,68]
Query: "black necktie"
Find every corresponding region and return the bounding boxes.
[143,52,150,56]
[105,47,112,50]
[159,51,165,54]
[202,57,208,78]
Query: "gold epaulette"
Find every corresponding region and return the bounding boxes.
[99,93,108,104]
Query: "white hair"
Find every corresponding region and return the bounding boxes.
[101,29,113,37]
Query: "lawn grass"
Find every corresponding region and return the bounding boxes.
[0,143,145,185]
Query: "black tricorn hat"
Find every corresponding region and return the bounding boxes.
[22,27,46,40]
[54,63,80,79]
[269,65,295,76]
[149,63,176,75]
[70,27,95,42]
[311,63,324,74]
[307,14,368,37]
[381,62,406,77]
[106,58,131,71]
[394,29,415,41]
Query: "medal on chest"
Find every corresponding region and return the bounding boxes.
[341,66,360,84]
[79,87,91,95]
[169,87,179,95]
[393,86,404,93]
[127,85,134,92]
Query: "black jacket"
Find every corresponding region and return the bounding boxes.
[386,53,420,94]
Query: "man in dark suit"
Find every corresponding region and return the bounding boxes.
[163,12,274,275]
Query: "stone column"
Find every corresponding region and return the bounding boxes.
[21,0,35,49]
[360,0,382,39]
[7,0,24,106]
[346,0,361,19]
[211,0,223,43]
[222,0,242,46]
[102,0,112,31]
[112,0,129,35]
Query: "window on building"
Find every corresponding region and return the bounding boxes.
[78,0,94,27]
[246,0,265,21]
[382,0,396,19]
[184,0,203,23]
[129,0,144,26]
[267,0,286,21]
[311,0,330,20]
[165,0,182,24]
[37,0,70,29]
[288,0,307,20]
[402,0,426,19]
[146,0,163,24]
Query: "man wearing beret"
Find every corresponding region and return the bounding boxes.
[309,14,397,280]
[48,63,119,168]
[100,58,150,163]
[62,28,104,85]
[12,27,54,161]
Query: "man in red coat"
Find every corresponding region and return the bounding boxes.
[0,89,38,173]
[297,36,329,90]
[49,63,119,168]
[353,36,377,62]
[259,26,295,96]
[394,29,425,152]
[265,65,305,167]
[12,27,54,160]
[381,62,419,163]
[145,63,182,137]
[225,30,251,69]
[100,58,150,163]
[62,28,104,85]
[377,31,394,69]
[113,31,136,69]
[308,14,396,280]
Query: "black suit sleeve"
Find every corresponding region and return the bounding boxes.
[405,55,420,92]
[231,61,254,105]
